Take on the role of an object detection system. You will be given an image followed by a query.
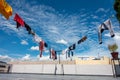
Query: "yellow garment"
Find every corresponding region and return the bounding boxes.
[0,0,12,19]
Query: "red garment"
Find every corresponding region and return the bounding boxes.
[14,13,24,28]
[50,48,55,60]
[39,40,44,57]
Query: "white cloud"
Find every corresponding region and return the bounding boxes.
[113,33,120,40]
[104,33,111,37]
[0,55,14,62]
[30,46,39,51]
[0,20,27,38]
[92,15,98,19]
[56,39,68,45]
[95,8,110,14]
[21,40,28,45]
[104,32,120,53]
[36,55,50,60]
[21,54,30,61]
[48,26,59,34]
[105,32,120,40]
[30,45,49,53]
[96,8,105,13]
[36,54,67,61]
[113,33,120,52]
[44,49,49,53]
[0,55,10,59]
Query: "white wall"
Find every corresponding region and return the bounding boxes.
[63,64,76,74]
[11,64,43,73]
[42,64,55,74]
[76,65,113,75]
[11,64,119,76]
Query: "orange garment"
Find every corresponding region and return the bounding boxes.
[0,0,12,19]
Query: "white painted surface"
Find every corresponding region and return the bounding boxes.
[42,64,55,74]
[55,64,63,74]
[63,64,76,74]
[11,64,119,76]
[11,64,43,73]
[76,65,113,75]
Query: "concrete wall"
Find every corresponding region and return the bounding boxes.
[10,64,118,76]
[10,57,120,76]
[11,64,43,73]
[76,65,113,75]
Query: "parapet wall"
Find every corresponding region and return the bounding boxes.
[10,64,113,76]
[8,56,120,76]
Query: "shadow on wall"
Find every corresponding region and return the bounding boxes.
[0,61,11,73]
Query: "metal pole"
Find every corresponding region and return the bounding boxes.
[113,59,117,77]
[54,64,57,75]
[111,59,115,77]
[56,50,61,64]
[59,52,60,64]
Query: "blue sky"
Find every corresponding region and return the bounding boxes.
[0,0,120,62]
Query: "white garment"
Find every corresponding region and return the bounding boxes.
[62,48,68,55]
[34,34,42,43]
[98,19,115,44]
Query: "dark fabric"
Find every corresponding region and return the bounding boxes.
[69,44,76,50]
[24,22,35,35]
[30,30,35,36]
[44,42,48,47]
[24,22,32,34]
[78,36,87,44]
[67,50,74,57]
[71,51,74,56]
[68,50,70,57]
[16,22,21,29]
[55,51,57,60]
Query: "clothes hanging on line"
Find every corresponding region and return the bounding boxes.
[14,13,24,28]
[78,36,87,44]
[24,22,35,35]
[67,50,74,58]
[39,40,45,57]
[0,0,12,19]
[33,34,42,43]
[98,19,115,44]
[50,48,57,60]
[69,43,76,50]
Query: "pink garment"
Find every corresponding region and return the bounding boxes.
[39,40,44,57]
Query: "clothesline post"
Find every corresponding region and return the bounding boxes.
[111,59,117,78]
[56,50,62,64]
[59,52,60,64]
